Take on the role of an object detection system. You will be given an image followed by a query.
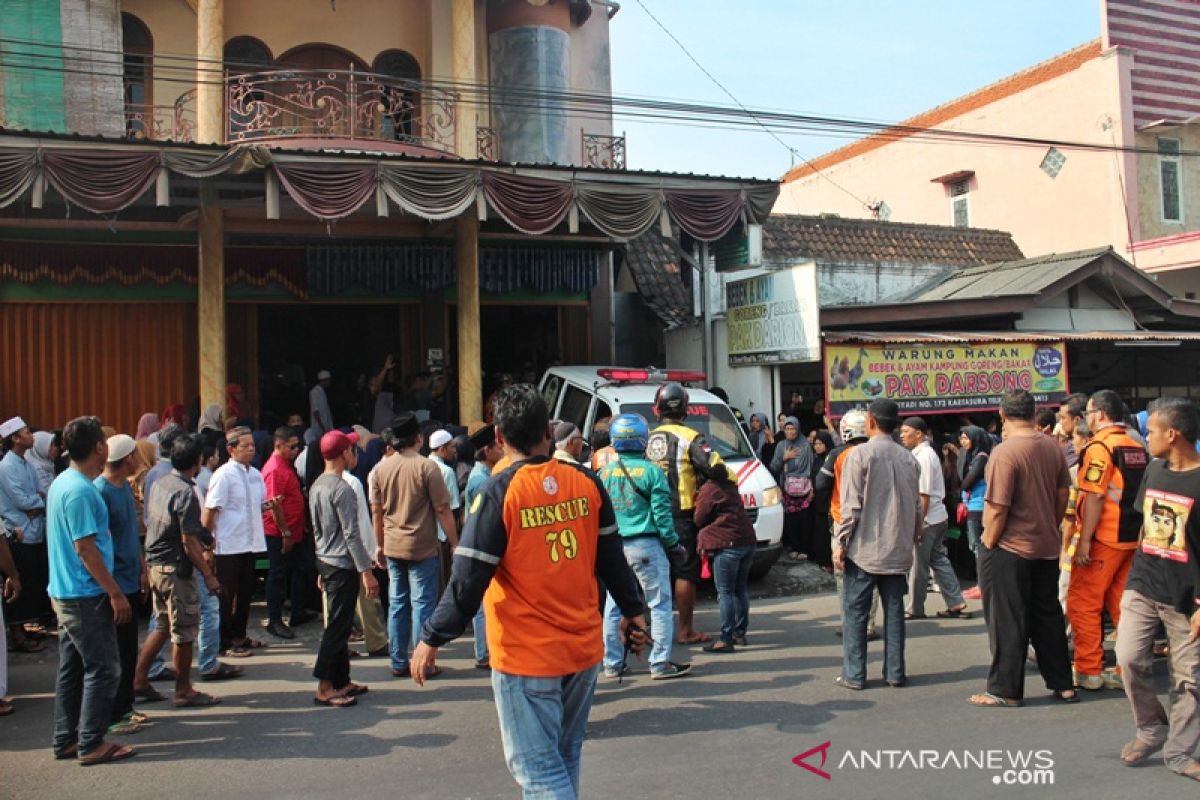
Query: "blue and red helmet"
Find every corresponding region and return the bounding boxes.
[610,413,650,453]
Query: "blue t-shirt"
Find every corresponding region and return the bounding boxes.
[94,476,141,596]
[47,468,113,600]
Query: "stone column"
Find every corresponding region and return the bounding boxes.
[197,185,226,411]
[195,0,224,144]
[451,0,478,158]
[456,217,482,423]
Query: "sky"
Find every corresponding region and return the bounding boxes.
[609,0,1101,180]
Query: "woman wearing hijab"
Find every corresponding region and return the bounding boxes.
[958,425,992,600]
[808,430,835,570]
[24,431,58,494]
[747,412,773,462]
[771,416,814,562]
[135,413,160,441]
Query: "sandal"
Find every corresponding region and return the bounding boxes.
[967,692,1022,708]
[79,741,136,766]
[343,683,369,697]
[222,646,253,659]
[703,642,736,653]
[173,691,221,708]
[0,699,13,717]
[904,612,926,620]
[676,632,712,644]
[1052,689,1080,704]
[314,694,357,708]
[1121,738,1163,766]
[236,638,266,649]
[937,607,973,619]
[12,638,45,654]
[1177,762,1200,781]
[200,663,243,681]
[53,744,78,760]
[132,685,166,703]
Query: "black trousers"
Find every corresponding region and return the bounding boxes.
[216,552,257,649]
[313,561,358,689]
[111,593,140,722]
[980,546,1072,700]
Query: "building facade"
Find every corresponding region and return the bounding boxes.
[0,0,775,433]
[775,0,1200,300]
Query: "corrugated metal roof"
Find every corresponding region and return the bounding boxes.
[824,330,1200,344]
[914,247,1112,301]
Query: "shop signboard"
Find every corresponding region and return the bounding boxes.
[824,340,1069,416]
[725,264,819,365]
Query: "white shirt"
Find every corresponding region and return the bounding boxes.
[430,454,460,542]
[912,439,948,526]
[310,384,332,435]
[205,461,268,555]
[341,471,373,545]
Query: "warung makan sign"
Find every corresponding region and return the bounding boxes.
[824,340,1069,416]
[725,264,820,365]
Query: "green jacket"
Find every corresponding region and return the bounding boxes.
[598,453,678,547]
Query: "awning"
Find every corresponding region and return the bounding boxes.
[0,133,778,243]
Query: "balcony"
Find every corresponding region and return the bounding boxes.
[582,132,626,170]
[125,89,196,143]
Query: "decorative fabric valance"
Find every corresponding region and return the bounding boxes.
[0,141,777,242]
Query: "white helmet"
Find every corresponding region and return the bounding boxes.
[839,409,868,442]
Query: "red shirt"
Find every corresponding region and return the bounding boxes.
[261,452,305,539]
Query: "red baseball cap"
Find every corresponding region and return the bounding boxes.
[320,430,359,460]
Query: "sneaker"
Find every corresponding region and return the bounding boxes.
[651,662,693,680]
[264,620,294,640]
[962,586,982,600]
[603,663,628,679]
[1102,668,1124,690]
[1075,672,1105,691]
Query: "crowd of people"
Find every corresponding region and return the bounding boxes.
[3,377,1200,791]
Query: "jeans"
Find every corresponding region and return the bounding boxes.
[473,609,489,663]
[266,535,306,624]
[979,546,1072,700]
[1115,589,1200,773]
[51,596,121,757]
[906,521,965,616]
[965,513,983,559]
[148,574,220,677]
[712,545,754,646]
[841,559,906,686]
[492,664,601,799]
[313,562,358,689]
[603,538,673,670]
[111,594,139,722]
[387,556,440,671]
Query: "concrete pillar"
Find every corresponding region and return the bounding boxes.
[451,0,477,158]
[456,217,482,423]
[195,0,224,144]
[198,185,226,411]
[487,0,571,164]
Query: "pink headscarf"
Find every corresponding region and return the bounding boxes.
[135,413,160,440]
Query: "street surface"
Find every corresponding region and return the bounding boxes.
[0,586,1195,800]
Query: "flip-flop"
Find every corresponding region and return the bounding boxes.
[343,684,369,697]
[79,742,136,766]
[238,638,267,649]
[967,692,1022,708]
[53,744,77,760]
[0,699,13,717]
[314,694,357,708]
[904,612,926,620]
[937,608,973,619]
[173,692,221,708]
[1053,689,1080,704]
[223,646,253,659]
[200,663,243,681]
[132,685,166,703]
[703,642,736,653]
[1121,738,1163,766]
[676,632,712,644]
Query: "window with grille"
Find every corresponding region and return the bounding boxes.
[1159,137,1183,223]
[949,179,970,228]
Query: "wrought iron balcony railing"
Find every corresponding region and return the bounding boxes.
[125,89,196,142]
[224,68,456,153]
[582,131,626,170]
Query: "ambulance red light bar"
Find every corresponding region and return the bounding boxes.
[596,368,707,383]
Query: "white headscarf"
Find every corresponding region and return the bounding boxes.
[25,431,56,493]
[198,404,223,433]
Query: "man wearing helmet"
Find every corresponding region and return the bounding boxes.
[647,382,726,644]
[599,414,691,680]
[816,408,880,641]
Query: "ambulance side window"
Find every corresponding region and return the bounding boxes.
[541,375,563,417]
[587,400,613,438]
[559,385,591,431]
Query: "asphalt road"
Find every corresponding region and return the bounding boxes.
[1,589,1196,800]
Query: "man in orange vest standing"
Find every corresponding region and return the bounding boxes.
[411,384,646,798]
[1069,389,1148,691]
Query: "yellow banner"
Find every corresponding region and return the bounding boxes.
[824,341,1069,416]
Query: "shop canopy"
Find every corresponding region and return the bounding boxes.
[0,132,777,242]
